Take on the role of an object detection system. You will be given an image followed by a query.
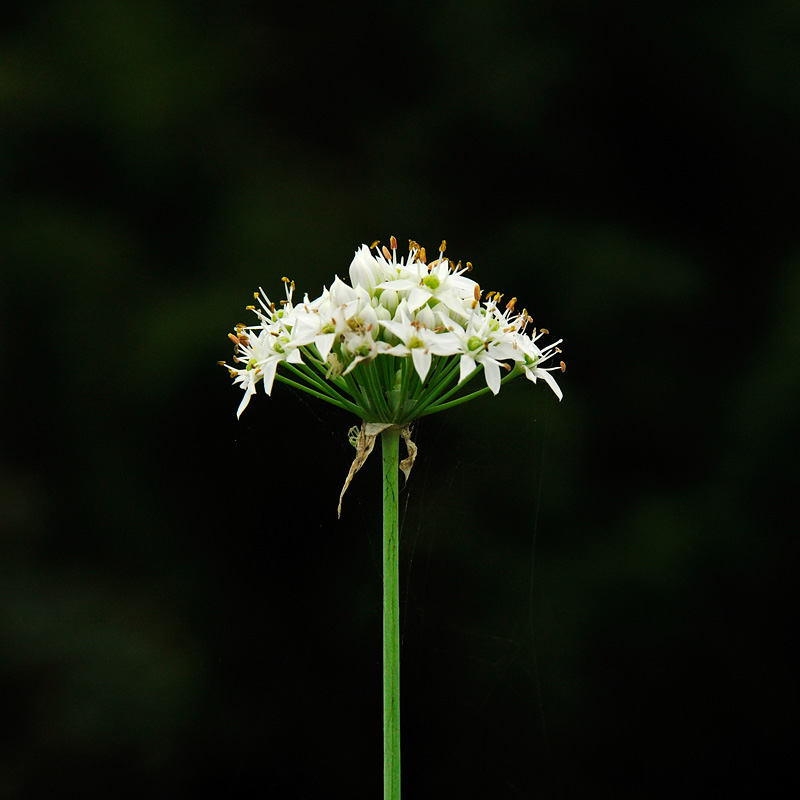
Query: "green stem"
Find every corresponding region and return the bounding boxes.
[381,427,401,800]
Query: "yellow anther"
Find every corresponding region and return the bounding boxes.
[370,240,380,249]
[419,247,427,263]
[560,361,566,372]
[473,285,481,302]
[439,240,446,253]
[506,297,517,311]
[540,328,549,335]
[390,235,398,250]
[246,305,256,311]
[466,261,473,271]
[382,245,392,260]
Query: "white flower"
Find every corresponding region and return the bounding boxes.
[375,241,478,318]
[440,300,516,395]
[516,329,565,401]
[380,301,461,382]
[222,324,303,418]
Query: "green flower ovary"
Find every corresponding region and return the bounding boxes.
[422,274,440,290]
[467,335,484,351]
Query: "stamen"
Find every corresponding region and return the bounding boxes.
[382,245,392,261]
[560,361,566,372]
[390,235,398,250]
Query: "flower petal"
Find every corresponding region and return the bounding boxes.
[482,358,501,395]
[535,367,563,401]
[411,348,432,382]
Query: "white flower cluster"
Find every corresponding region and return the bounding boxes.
[222,238,564,422]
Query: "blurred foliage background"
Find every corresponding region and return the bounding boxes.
[1,0,798,796]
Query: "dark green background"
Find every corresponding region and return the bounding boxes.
[1,1,797,796]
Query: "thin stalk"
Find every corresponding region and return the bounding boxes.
[412,357,462,404]
[381,427,401,800]
[282,360,355,404]
[272,373,362,416]
[361,361,393,421]
[418,367,519,416]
